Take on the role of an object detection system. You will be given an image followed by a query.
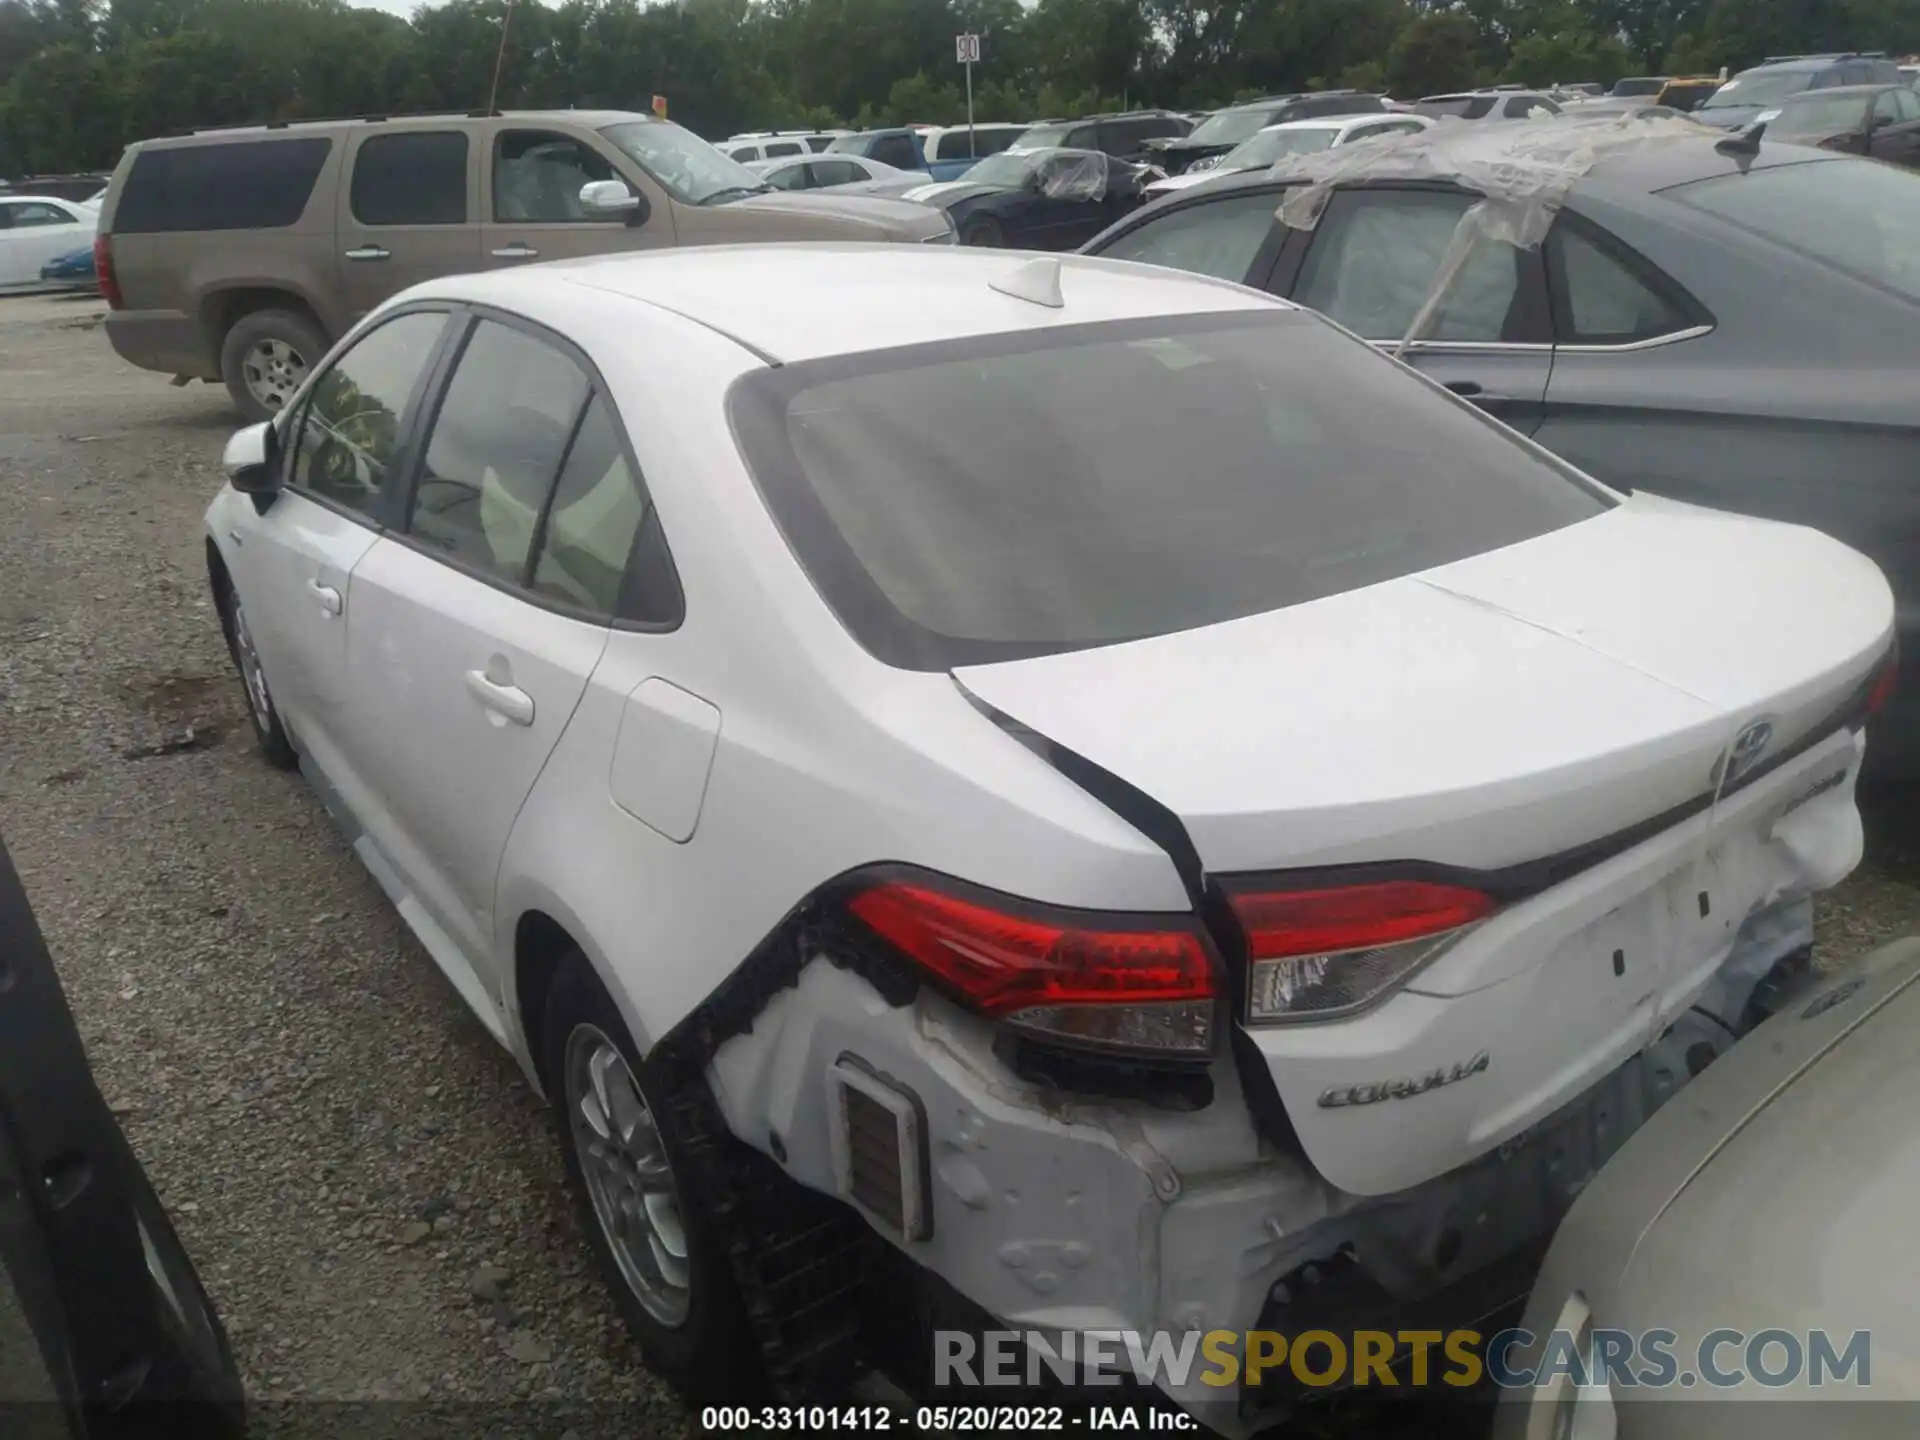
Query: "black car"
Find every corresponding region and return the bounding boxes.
[903,148,1153,249]
[1766,83,1920,166]
[1081,119,1918,773]
[1143,92,1384,174]
[0,837,244,1438]
[1010,110,1191,167]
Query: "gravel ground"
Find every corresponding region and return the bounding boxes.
[0,291,1916,1438]
[0,293,695,1438]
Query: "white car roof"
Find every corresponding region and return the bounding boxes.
[1256,114,1429,137]
[407,246,1289,365]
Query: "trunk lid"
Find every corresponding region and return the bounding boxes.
[954,495,1892,877]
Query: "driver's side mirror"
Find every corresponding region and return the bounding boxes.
[223,421,278,495]
[581,179,650,226]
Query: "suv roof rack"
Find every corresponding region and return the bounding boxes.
[180,107,508,136]
[1760,51,1886,63]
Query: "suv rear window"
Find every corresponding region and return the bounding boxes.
[113,138,330,233]
[729,311,1608,669]
[1669,156,1920,304]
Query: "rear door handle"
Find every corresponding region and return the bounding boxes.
[1443,380,1486,397]
[465,669,535,726]
[308,580,343,616]
[343,245,390,262]
[490,244,540,260]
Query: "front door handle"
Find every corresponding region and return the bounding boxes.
[344,245,391,262]
[490,244,540,260]
[308,579,343,616]
[1443,380,1485,397]
[465,669,535,726]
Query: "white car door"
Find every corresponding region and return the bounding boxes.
[334,314,617,1000]
[233,308,454,803]
[0,199,91,282]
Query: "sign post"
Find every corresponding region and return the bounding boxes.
[955,33,980,156]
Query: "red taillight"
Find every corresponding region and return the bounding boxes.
[1867,642,1898,717]
[94,233,123,310]
[847,880,1215,1056]
[1228,880,1495,1022]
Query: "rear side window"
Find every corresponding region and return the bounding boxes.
[410,320,590,583]
[1669,157,1920,304]
[351,132,468,226]
[531,396,652,615]
[1546,221,1697,342]
[766,141,804,157]
[113,138,330,233]
[730,311,1607,668]
[811,159,864,186]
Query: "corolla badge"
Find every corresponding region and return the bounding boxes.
[1318,1051,1490,1108]
[1713,718,1776,789]
[1801,976,1867,1020]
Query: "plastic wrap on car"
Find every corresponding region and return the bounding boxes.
[1039,149,1111,202]
[1267,113,1709,354]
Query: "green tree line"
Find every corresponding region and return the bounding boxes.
[5,0,1920,175]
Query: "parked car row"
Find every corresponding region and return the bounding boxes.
[0,190,98,291]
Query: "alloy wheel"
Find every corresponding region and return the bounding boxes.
[563,1025,692,1327]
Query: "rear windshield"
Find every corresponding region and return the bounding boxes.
[1416,96,1496,119]
[729,311,1609,669]
[1700,69,1813,109]
[1187,109,1280,146]
[1771,93,1869,136]
[1668,157,1920,303]
[113,138,330,233]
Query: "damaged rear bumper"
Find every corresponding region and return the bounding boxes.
[706,886,1818,1437]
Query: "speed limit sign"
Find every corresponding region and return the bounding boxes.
[955,33,980,63]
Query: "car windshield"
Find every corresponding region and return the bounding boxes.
[1700,70,1815,109]
[1670,156,1920,303]
[959,152,1040,187]
[1225,127,1339,167]
[601,120,771,204]
[1771,93,1869,135]
[1188,109,1279,145]
[729,311,1608,669]
[1612,78,1666,97]
[1014,124,1074,150]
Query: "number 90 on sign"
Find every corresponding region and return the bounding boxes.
[955,32,980,63]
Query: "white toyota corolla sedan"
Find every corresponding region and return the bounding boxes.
[204,244,1898,1433]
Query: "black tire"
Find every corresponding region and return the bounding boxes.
[542,951,752,1401]
[215,582,297,770]
[959,215,1005,247]
[219,308,326,424]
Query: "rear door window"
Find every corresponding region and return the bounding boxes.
[810,159,864,186]
[765,141,804,158]
[351,132,468,226]
[1290,187,1524,341]
[408,319,590,584]
[112,138,330,233]
[729,311,1606,668]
